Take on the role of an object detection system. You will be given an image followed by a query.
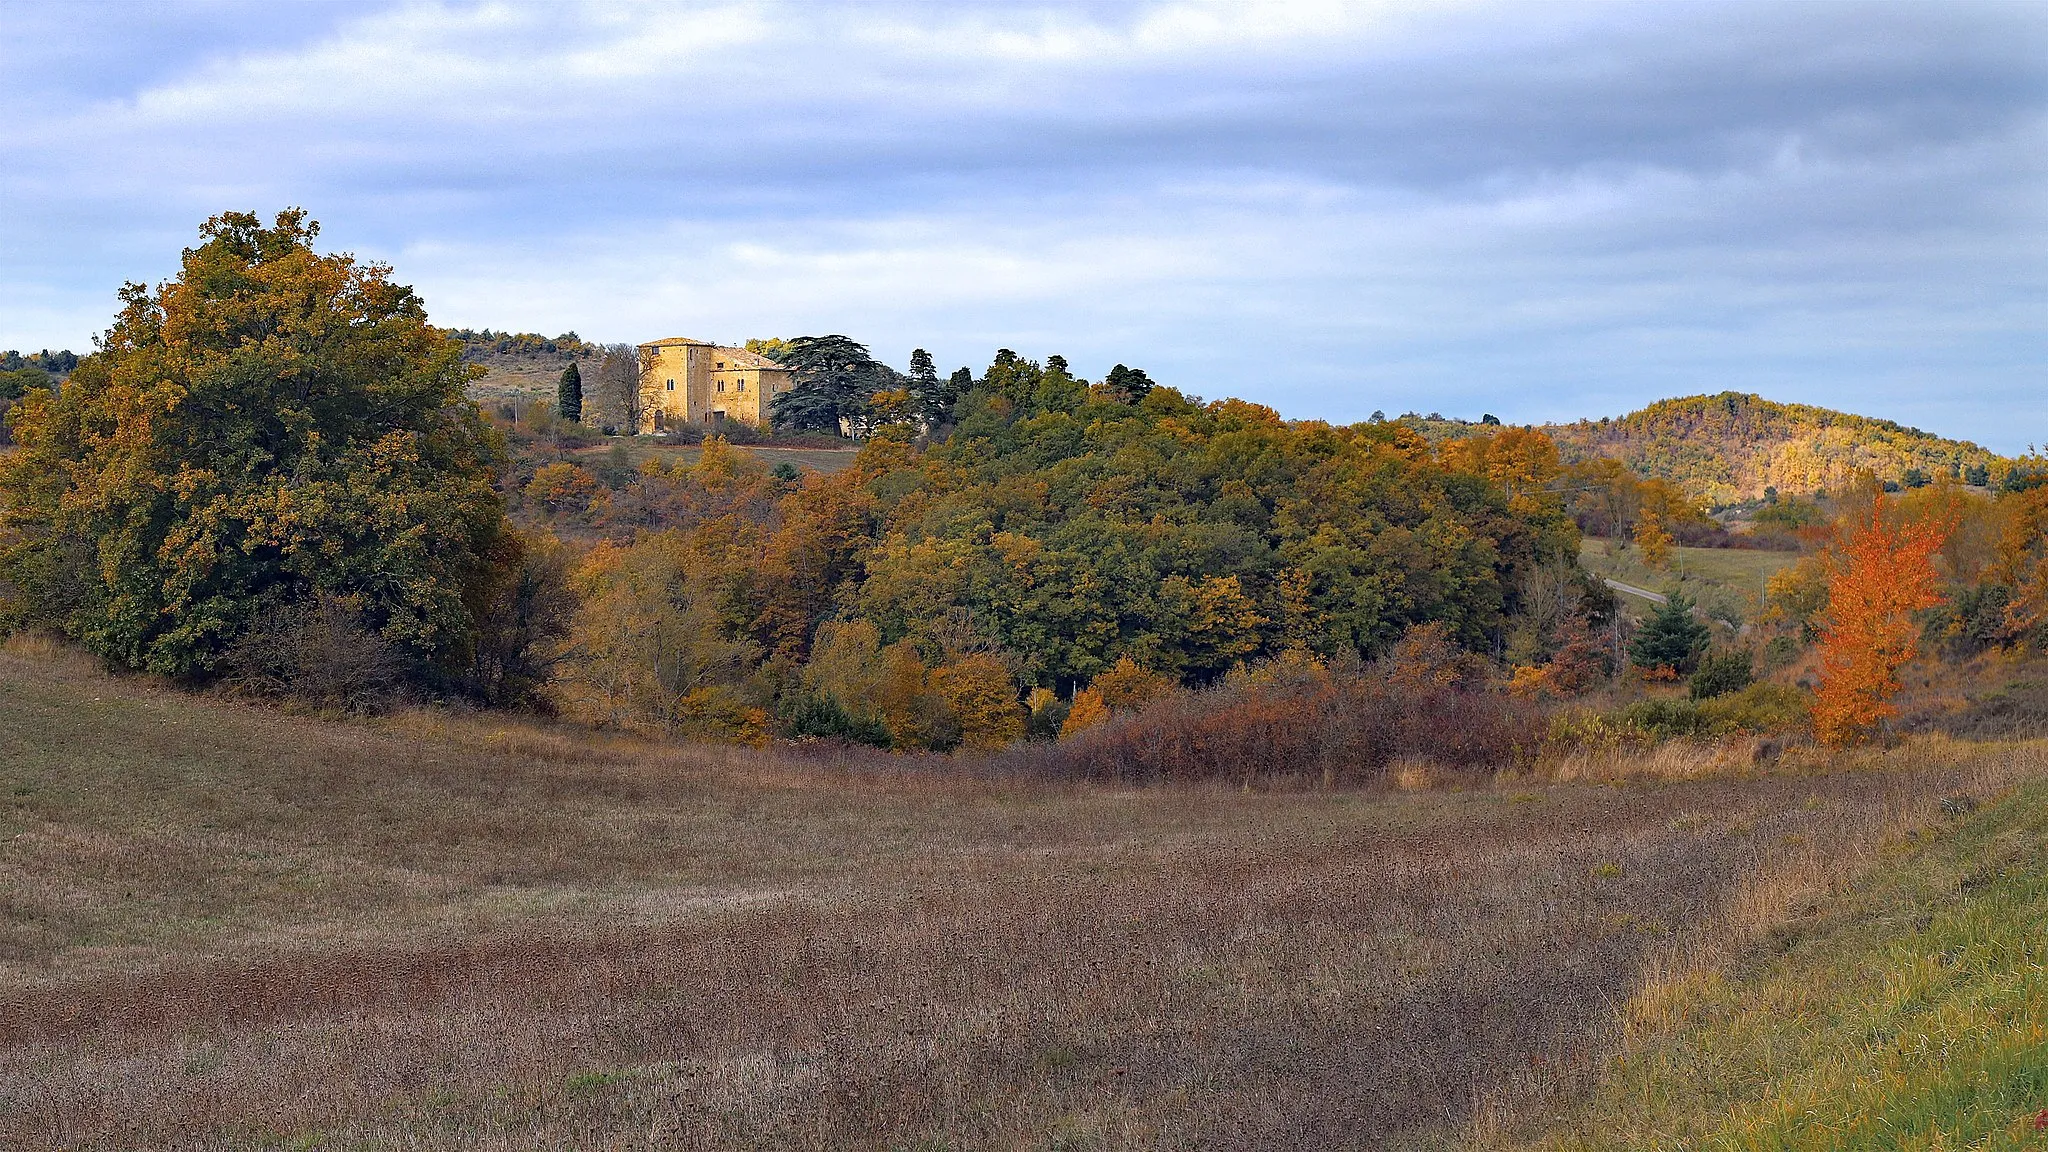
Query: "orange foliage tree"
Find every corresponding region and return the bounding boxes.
[1811,497,1949,745]
[1059,687,1109,737]
[524,461,609,520]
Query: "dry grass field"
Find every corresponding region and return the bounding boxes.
[2,639,2040,1149]
[465,354,605,408]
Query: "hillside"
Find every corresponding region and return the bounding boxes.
[5,640,2038,1147]
[1544,392,2011,505]
[1514,761,2048,1150]
[449,328,604,410]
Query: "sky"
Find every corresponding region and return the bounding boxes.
[2,1,2045,451]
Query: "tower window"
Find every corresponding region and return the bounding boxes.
[666,379,675,390]
[737,379,746,391]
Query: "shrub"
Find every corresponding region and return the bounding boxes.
[1697,681,1810,733]
[1549,681,1810,755]
[1690,650,1754,700]
[1762,634,1802,671]
[223,597,409,712]
[1000,659,1542,786]
[1617,697,1712,740]
[779,690,891,747]
[1932,583,2013,661]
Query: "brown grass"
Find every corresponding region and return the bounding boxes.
[2,644,2040,1149]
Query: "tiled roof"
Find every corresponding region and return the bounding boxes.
[715,348,787,370]
[639,339,789,371]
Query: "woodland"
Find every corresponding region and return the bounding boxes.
[5,210,2048,765]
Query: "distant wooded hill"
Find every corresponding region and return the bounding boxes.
[1398,392,2013,506]
[1543,393,2011,505]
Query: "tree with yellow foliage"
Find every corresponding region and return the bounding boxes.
[553,535,768,742]
[1441,425,1565,521]
[1091,656,1173,712]
[1997,484,2048,644]
[1634,508,1675,569]
[524,461,609,520]
[930,654,1023,749]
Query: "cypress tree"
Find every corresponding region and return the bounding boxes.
[557,361,583,423]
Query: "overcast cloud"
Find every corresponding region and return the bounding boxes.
[2,0,2044,449]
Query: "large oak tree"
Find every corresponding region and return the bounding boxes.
[0,210,508,680]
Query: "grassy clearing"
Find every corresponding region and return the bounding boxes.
[1580,538,1796,620]
[0,642,2040,1148]
[1497,758,2048,1151]
[464,354,603,405]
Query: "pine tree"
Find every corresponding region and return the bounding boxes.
[1628,593,1710,676]
[907,347,952,430]
[1102,364,1155,404]
[766,334,881,436]
[557,361,583,423]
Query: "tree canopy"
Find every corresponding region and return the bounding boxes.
[0,209,507,681]
[845,354,1578,687]
[523,351,1584,746]
[768,334,892,436]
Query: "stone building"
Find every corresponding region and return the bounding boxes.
[636,337,794,432]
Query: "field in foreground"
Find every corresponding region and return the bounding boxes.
[1,644,2040,1149]
[1515,773,2048,1150]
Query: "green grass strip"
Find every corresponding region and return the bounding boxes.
[1542,780,2048,1151]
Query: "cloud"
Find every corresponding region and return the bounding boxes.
[2,0,2044,449]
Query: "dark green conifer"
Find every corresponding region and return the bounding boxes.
[557,361,583,423]
[1629,593,1711,675]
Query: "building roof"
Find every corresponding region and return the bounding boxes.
[716,348,788,371]
[638,339,790,372]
